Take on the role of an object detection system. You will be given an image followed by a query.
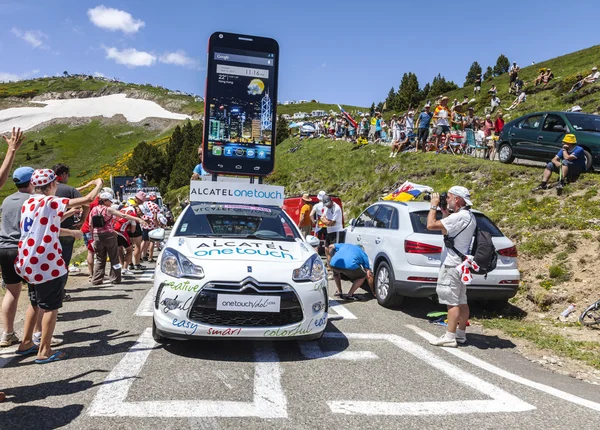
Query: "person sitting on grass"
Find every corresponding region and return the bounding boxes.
[390,130,410,157]
[568,67,599,93]
[532,134,586,192]
[326,243,374,301]
[506,90,527,110]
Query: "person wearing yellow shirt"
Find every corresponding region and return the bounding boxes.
[298,194,314,237]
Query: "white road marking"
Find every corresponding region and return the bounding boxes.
[406,324,600,413]
[299,342,378,361]
[88,328,288,418]
[0,345,18,369]
[134,288,154,317]
[323,332,534,416]
[328,298,357,320]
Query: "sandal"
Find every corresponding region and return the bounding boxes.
[333,292,342,298]
[344,295,359,302]
[15,344,39,356]
[147,258,155,263]
[35,351,69,364]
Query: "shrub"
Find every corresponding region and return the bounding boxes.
[548,264,571,283]
[520,235,555,258]
[540,279,554,291]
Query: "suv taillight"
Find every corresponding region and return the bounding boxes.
[404,240,442,254]
[497,246,518,257]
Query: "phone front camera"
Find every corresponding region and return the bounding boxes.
[219,34,223,39]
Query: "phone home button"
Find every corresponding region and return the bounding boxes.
[235,165,242,169]
[254,166,260,171]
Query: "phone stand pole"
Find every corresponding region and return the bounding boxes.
[212,173,218,182]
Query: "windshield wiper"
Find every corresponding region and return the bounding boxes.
[193,234,214,238]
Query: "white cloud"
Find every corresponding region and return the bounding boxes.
[104,46,156,67]
[159,50,197,67]
[11,27,48,49]
[0,69,40,83]
[88,5,145,34]
[93,71,105,78]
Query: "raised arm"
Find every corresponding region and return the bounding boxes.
[67,178,103,208]
[0,128,25,189]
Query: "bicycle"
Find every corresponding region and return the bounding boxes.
[579,299,600,327]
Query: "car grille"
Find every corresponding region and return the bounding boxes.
[189,278,303,327]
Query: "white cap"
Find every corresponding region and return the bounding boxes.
[571,105,582,112]
[448,186,473,207]
[317,190,326,201]
[99,192,113,200]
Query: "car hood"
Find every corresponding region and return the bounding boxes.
[165,237,314,264]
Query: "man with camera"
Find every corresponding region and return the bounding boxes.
[426,186,476,347]
[532,134,586,192]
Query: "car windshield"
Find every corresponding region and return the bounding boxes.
[175,202,300,241]
[565,113,600,132]
[409,211,504,237]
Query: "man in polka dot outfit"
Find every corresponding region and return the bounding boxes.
[140,192,160,263]
[14,169,103,364]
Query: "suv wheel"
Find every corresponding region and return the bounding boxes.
[375,261,404,308]
[583,149,593,172]
[498,143,515,164]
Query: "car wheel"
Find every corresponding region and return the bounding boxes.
[498,143,514,164]
[583,149,593,172]
[152,319,165,343]
[375,261,404,308]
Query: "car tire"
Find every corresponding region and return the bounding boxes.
[375,261,404,308]
[498,143,514,164]
[583,149,593,172]
[152,319,165,343]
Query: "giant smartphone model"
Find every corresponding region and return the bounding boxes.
[202,32,279,176]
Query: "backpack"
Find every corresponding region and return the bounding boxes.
[445,213,498,277]
[91,207,107,228]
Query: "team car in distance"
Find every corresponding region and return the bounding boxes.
[152,202,328,342]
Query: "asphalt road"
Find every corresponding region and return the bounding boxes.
[1,263,599,430]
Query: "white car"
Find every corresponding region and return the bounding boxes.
[345,201,520,308]
[151,202,328,342]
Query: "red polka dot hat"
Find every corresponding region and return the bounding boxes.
[30,169,57,187]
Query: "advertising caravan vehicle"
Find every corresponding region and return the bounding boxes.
[151,180,329,342]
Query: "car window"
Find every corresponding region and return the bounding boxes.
[542,114,566,132]
[175,203,300,241]
[373,205,395,229]
[565,113,600,132]
[519,115,543,130]
[409,211,504,237]
[355,206,379,228]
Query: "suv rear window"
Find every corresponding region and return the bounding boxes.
[409,211,503,237]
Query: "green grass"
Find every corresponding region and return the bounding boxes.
[439,45,600,119]
[277,101,368,117]
[268,137,600,239]
[0,120,175,201]
[481,318,600,370]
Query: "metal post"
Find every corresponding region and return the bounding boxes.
[212,173,218,182]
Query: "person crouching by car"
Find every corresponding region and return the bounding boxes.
[327,243,374,301]
[15,170,103,363]
[532,134,586,193]
[426,186,476,347]
[90,192,146,285]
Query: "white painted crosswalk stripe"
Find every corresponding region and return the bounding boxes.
[328,298,358,320]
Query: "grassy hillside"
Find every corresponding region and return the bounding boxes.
[277,101,368,117]
[442,45,600,118]
[0,120,175,201]
[0,76,204,116]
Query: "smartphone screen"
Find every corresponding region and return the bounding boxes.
[203,32,279,176]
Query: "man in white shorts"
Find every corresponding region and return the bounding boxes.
[426,186,476,347]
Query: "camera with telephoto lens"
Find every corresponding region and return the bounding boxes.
[424,191,448,210]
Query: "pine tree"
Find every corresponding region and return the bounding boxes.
[127,141,166,186]
[397,72,421,110]
[422,83,431,101]
[370,103,375,116]
[40,138,46,146]
[169,121,203,190]
[276,114,289,145]
[483,66,494,80]
[33,142,39,151]
[164,125,184,185]
[494,54,510,76]
[376,102,384,112]
[464,61,482,86]
[385,87,396,111]
[429,74,459,97]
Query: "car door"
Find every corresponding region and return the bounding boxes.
[371,204,397,260]
[347,205,380,266]
[535,114,568,160]
[509,114,543,158]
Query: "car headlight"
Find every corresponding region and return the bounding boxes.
[160,247,205,279]
[292,254,325,282]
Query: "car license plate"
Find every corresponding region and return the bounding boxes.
[216,294,281,313]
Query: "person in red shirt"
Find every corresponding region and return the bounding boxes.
[15,170,103,363]
[494,112,505,135]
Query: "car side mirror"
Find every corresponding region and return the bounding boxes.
[350,218,356,227]
[148,228,165,242]
[305,235,320,247]
[553,125,566,132]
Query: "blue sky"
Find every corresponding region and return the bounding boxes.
[1,0,598,107]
